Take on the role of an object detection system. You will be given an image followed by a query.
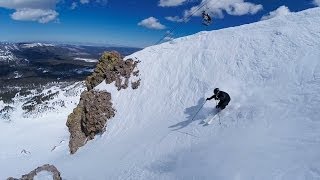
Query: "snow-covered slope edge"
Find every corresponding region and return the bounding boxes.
[2,7,320,179]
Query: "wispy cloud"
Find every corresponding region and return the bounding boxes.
[71,2,78,10]
[165,16,184,22]
[0,0,108,22]
[261,6,290,20]
[164,36,174,41]
[185,0,262,17]
[167,0,263,23]
[79,0,108,5]
[74,0,108,9]
[95,0,108,5]
[80,0,90,4]
[159,0,188,7]
[0,0,59,23]
[0,0,57,9]
[11,8,59,23]
[138,17,166,30]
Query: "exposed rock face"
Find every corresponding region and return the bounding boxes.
[7,164,62,180]
[66,51,140,154]
[66,90,115,154]
[82,90,115,139]
[85,51,122,91]
[66,102,87,154]
[86,51,141,91]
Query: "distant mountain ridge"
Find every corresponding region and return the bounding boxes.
[0,42,141,105]
[0,42,141,84]
[0,42,141,63]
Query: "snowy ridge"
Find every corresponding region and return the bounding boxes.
[1,7,320,179]
[0,46,16,62]
[73,57,98,62]
[21,43,55,48]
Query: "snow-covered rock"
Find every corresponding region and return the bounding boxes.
[7,164,62,180]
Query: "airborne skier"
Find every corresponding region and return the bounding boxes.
[206,88,230,110]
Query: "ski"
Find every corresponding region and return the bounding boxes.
[202,114,218,126]
[202,109,221,126]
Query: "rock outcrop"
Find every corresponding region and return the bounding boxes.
[86,51,141,91]
[85,52,121,91]
[66,51,141,154]
[7,164,62,180]
[66,90,115,154]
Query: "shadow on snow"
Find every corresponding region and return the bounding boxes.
[169,97,219,130]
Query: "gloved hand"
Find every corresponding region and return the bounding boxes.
[212,95,218,100]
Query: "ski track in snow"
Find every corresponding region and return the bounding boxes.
[1,7,320,180]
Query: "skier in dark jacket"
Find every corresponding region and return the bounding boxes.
[206,88,230,110]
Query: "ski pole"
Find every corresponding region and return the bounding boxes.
[176,130,200,138]
[191,100,206,121]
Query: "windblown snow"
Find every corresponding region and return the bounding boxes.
[1,7,320,179]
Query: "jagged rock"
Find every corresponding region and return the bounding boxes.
[66,100,87,154]
[132,79,141,90]
[66,90,115,154]
[85,51,141,91]
[82,90,115,139]
[7,164,62,180]
[67,51,140,154]
[85,51,122,91]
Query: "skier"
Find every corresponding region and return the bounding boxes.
[202,11,212,25]
[206,88,230,110]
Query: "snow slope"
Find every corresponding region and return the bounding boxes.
[1,7,320,179]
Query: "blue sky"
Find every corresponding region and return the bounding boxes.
[0,0,318,47]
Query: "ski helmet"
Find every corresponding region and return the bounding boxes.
[214,88,219,94]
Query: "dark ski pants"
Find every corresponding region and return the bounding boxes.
[217,99,230,110]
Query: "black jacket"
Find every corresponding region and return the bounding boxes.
[207,91,230,103]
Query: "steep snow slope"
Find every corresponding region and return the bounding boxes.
[1,7,320,179]
[0,82,84,179]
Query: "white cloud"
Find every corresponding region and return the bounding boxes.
[95,0,108,5]
[11,8,59,23]
[224,2,263,16]
[138,17,166,30]
[261,6,290,20]
[159,0,188,7]
[0,0,59,23]
[71,2,78,10]
[80,0,90,4]
[313,0,320,6]
[165,16,184,22]
[0,0,57,9]
[168,0,263,22]
[72,0,108,9]
[164,36,174,41]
